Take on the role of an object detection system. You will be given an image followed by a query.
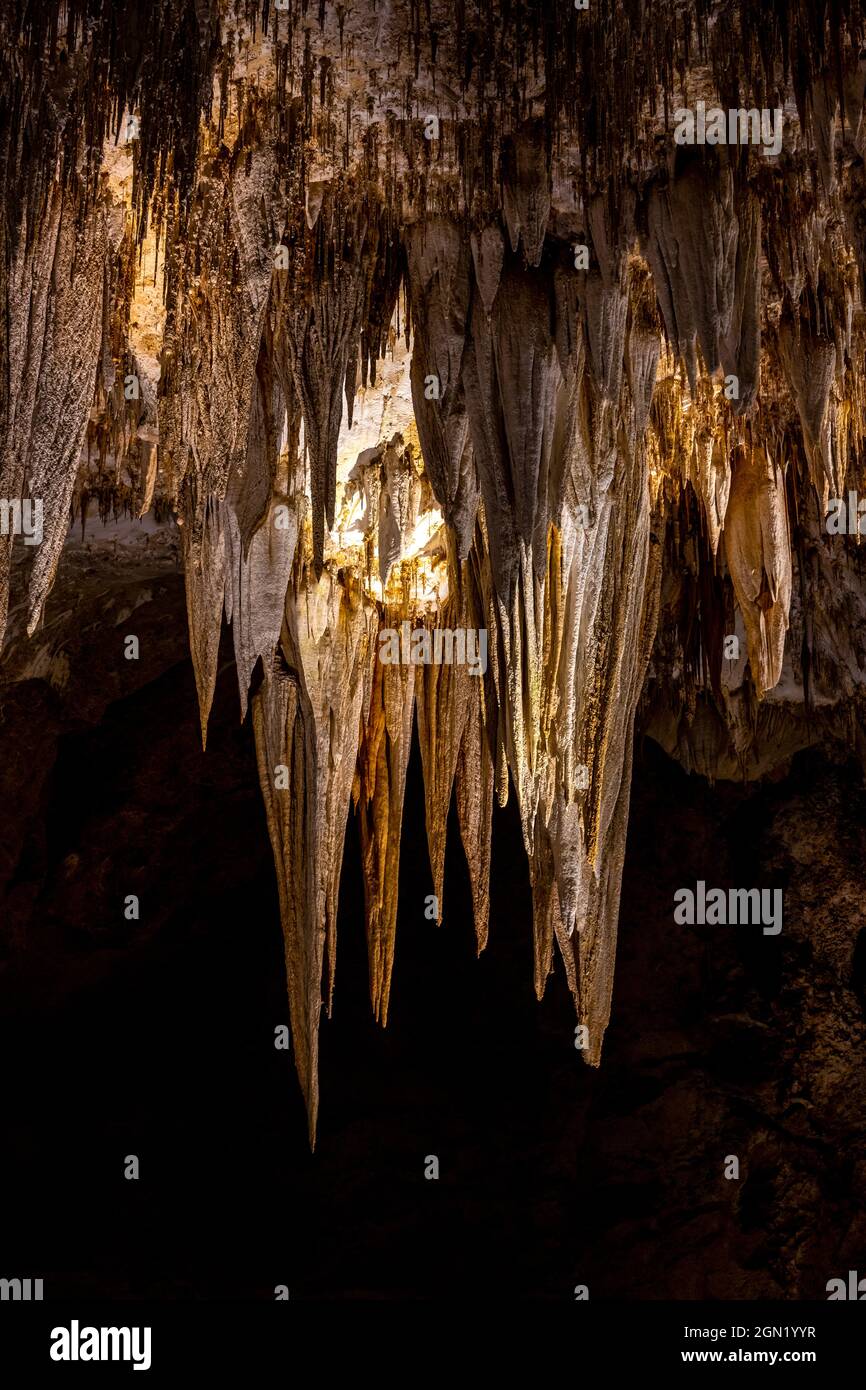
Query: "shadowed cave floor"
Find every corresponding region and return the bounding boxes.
[1,587,865,1300]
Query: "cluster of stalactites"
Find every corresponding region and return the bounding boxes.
[199,148,721,1139]
[9,3,866,1144]
[3,147,864,1148]
[6,1,866,277]
[176,119,866,1138]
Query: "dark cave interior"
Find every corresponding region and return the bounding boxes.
[1,615,863,1300]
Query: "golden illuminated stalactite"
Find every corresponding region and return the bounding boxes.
[93,132,166,519]
[284,215,373,577]
[415,597,478,925]
[690,430,731,558]
[354,621,416,1024]
[254,572,377,1145]
[724,444,792,699]
[685,382,731,557]
[454,678,495,954]
[561,456,664,1061]
[182,494,228,749]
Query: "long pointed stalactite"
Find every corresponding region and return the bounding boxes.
[6,1,866,1143]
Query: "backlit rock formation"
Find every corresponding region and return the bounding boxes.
[5,1,866,1142]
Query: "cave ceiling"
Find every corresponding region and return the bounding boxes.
[4,0,866,1141]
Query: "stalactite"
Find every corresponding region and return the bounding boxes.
[463,256,562,598]
[645,152,739,395]
[284,202,373,576]
[159,144,277,516]
[778,310,840,500]
[501,120,551,270]
[415,600,477,925]
[182,489,228,748]
[254,572,377,1144]
[0,183,111,647]
[223,473,300,722]
[553,452,664,1059]
[583,192,634,402]
[354,621,416,1023]
[454,672,495,953]
[406,218,478,560]
[724,444,793,698]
